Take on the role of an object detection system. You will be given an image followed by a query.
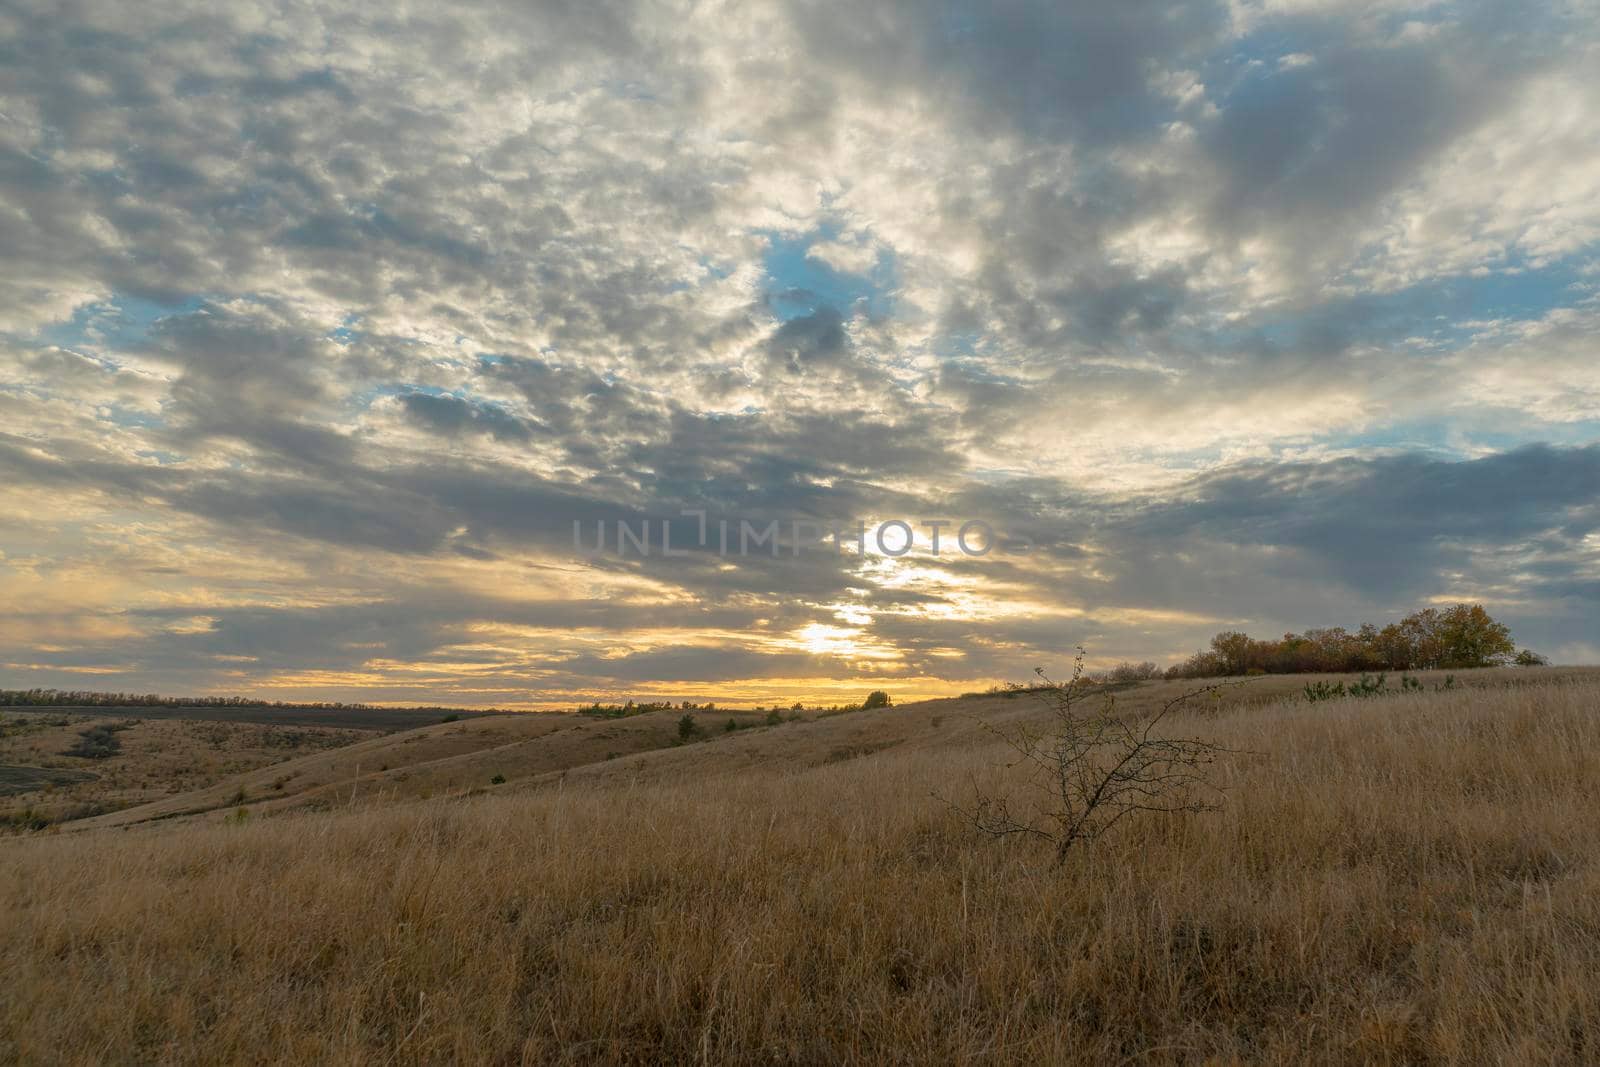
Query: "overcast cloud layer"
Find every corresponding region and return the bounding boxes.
[2,0,1598,707]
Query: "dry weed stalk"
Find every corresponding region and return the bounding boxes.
[952,649,1237,864]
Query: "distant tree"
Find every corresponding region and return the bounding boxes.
[1400,609,1446,670]
[1433,603,1515,668]
[0,688,506,715]
[863,690,892,709]
[676,714,699,742]
[1303,628,1359,672]
[1514,649,1550,667]
[1107,661,1160,683]
[1166,603,1519,678]
[1209,631,1254,675]
[1370,622,1415,671]
[1165,649,1225,679]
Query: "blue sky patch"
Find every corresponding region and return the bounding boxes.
[760,226,897,323]
[37,293,207,354]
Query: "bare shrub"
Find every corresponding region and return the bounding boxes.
[950,649,1236,864]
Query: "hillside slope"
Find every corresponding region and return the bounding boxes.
[7,669,1599,1063]
[68,708,683,829]
[69,667,1582,832]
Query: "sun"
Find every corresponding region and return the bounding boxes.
[794,623,863,656]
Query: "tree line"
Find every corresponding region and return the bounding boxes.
[0,689,503,714]
[1162,603,1541,679]
[0,689,379,709]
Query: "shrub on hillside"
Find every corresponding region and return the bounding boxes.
[60,722,131,759]
[949,650,1235,864]
[1304,672,1456,704]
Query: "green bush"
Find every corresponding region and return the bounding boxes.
[1305,671,1457,704]
[1303,681,1346,703]
[61,722,130,759]
[1347,673,1388,698]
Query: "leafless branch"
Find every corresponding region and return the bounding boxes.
[944,647,1242,864]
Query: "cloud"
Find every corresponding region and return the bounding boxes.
[763,307,851,375]
[0,0,1596,703]
[1111,445,1600,601]
[399,392,538,443]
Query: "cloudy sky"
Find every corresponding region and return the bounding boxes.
[2,0,1598,708]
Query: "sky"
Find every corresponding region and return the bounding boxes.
[2,0,1598,709]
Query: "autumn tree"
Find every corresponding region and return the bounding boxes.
[1166,603,1519,678]
[1432,603,1515,668]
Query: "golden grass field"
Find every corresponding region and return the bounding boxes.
[0,713,368,830]
[3,668,1598,1064]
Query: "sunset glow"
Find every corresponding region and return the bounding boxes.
[2,0,1598,708]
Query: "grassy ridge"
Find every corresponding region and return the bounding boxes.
[3,674,1598,1063]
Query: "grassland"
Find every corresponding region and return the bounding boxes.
[0,702,512,831]
[2,669,1597,1063]
[0,713,373,831]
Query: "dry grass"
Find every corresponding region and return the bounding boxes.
[66,706,780,830]
[0,715,366,830]
[3,674,1598,1063]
